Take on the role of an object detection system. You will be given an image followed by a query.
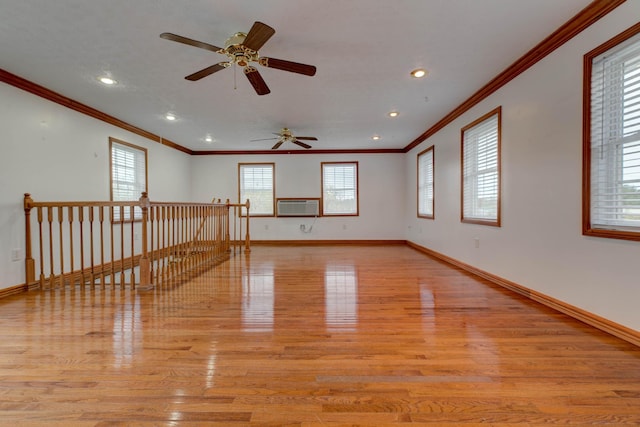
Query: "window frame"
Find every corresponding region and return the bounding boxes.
[238,162,276,217]
[583,22,640,241]
[109,137,148,222]
[460,107,502,227]
[417,145,435,219]
[321,161,359,217]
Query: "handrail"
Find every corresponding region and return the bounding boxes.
[23,193,250,290]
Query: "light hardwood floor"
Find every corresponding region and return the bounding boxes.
[1,244,639,426]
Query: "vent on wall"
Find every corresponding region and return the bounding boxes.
[277,199,320,217]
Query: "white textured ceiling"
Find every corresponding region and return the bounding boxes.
[0,0,593,152]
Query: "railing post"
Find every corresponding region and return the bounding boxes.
[244,199,251,253]
[138,192,152,290]
[23,193,35,289]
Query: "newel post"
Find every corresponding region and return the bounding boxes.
[244,199,251,253]
[23,193,35,288]
[138,192,152,290]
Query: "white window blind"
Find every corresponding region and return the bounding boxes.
[589,32,640,232]
[239,163,274,216]
[418,146,434,218]
[110,139,147,221]
[322,162,358,215]
[462,109,500,224]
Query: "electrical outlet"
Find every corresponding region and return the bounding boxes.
[300,224,305,231]
[474,237,480,249]
[264,224,269,230]
[11,248,21,261]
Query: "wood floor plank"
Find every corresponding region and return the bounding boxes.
[0,244,639,425]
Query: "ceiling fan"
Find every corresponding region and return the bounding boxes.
[251,128,318,149]
[160,21,316,95]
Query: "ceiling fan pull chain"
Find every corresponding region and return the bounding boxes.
[233,63,237,90]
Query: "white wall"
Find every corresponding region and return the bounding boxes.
[190,153,406,241]
[404,1,640,331]
[0,83,192,290]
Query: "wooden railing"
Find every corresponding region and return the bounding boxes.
[23,193,250,290]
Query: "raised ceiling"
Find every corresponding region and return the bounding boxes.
[0,0,595,153]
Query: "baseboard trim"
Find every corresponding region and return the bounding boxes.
[0,283,28,299]
[252,240,406,246]
[406,240,640,348]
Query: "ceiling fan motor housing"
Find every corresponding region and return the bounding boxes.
[225,32,255,66]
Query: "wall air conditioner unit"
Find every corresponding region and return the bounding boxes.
[276,198,320,217]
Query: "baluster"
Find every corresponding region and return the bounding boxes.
[89,206,95,286]
[149,205,156,285]
[224,204,229,254]
[37,207,45,289]
[187,205,193,271]
[47,207,54,289]
[130,205,135,286]
[199,205,205,266]
[211,205,216,260]
[78,207,85,286]
[57,206,65,288]
[161,206,167,284]
[215,205,220,259]
[110,206,115,287]
[120,205,125,288]
[171,205,176,278]
[178,205,182,275]
[183,205,187,273]
[68,206,75,286]
[99,205,105,287]
[215,204,220,258]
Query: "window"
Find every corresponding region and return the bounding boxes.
[461,107,501,226]
[109,138,147,221]
[322,162,359,216]
[584,24,640,241]
[238,163,275,216]
[417,146,435,219]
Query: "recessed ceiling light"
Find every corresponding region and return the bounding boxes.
[98,76,117,85]
[204,135,213,143]
[388,111,399,118]
[165,113,176,121]
[372,135,381,141]
[410,68,427,78]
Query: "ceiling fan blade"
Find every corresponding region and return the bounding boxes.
[292,140,312,149]
[250,137,279,142]
[243,21,275,52]
[260,57,316,76]
[244,67,270,95]
[295,136,318,141]
[272,140,285,150]
[160,32,223,53]
[185,63,227,81]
